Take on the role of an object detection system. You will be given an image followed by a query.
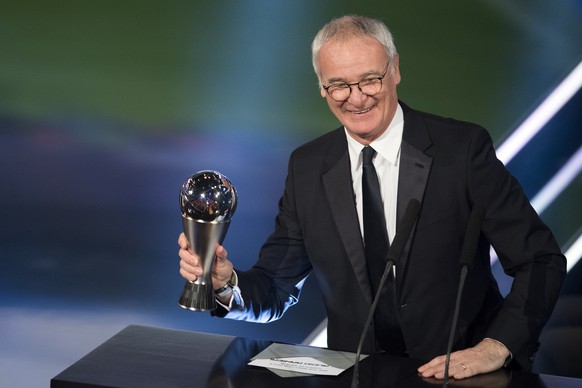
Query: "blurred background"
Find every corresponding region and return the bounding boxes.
[1,1,581,385]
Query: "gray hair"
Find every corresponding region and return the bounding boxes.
[311,15,397,82]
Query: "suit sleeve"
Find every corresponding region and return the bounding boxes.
[213,150,313,322]
[466,127,566,369]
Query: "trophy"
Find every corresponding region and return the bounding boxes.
[178,170,238,311]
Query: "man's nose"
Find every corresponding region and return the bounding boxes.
[347,84,367,104]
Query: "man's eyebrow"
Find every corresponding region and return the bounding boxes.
[325,70,382,84]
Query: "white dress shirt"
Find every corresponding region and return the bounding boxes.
[345,104,404,245]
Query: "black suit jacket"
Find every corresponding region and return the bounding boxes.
[223,102,566,370]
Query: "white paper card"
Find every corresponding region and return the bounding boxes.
[247,342,366,377]
[248,356,344,376]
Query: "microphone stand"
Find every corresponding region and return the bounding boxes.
[443,206,485,385]
[443,265,468,384]
[351,258,396,388]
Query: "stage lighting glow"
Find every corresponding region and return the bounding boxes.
[531,146,582,214]
[565,233,582,272]
[491,147,582,267]
[489,61,582,268]
[496,61,582,165]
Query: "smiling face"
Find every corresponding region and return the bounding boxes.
[318,35,401,145]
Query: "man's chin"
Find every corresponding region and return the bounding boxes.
[344,116,380,132]
[345,127,382,143]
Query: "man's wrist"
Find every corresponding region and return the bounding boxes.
[214,270,244,311]
[214,271,237,299]
[482,337,513,367]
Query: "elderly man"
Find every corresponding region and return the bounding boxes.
[179,15,565,379]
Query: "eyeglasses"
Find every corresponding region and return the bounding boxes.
[322,62,390,102]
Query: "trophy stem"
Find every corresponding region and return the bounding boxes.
[178,217,230,312]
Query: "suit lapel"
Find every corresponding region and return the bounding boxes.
[322,130,373,303]
[396,104,433,290]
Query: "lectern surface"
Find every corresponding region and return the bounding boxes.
[51,325,581,388]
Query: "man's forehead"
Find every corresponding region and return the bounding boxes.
[318,37,387,82]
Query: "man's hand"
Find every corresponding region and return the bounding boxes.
[417,338,510,380]
[178,233,234,290]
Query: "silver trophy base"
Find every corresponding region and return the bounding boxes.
[178,281,216,311]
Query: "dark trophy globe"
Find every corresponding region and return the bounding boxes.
[178,171,237,311]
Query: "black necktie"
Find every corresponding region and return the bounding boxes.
[361,146,406,355]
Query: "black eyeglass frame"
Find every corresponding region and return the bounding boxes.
[321,62,390,102]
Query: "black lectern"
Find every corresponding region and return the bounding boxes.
[51,325,581,388]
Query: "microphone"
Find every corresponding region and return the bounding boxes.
[351,199,421,388]
[443,205,485,382]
